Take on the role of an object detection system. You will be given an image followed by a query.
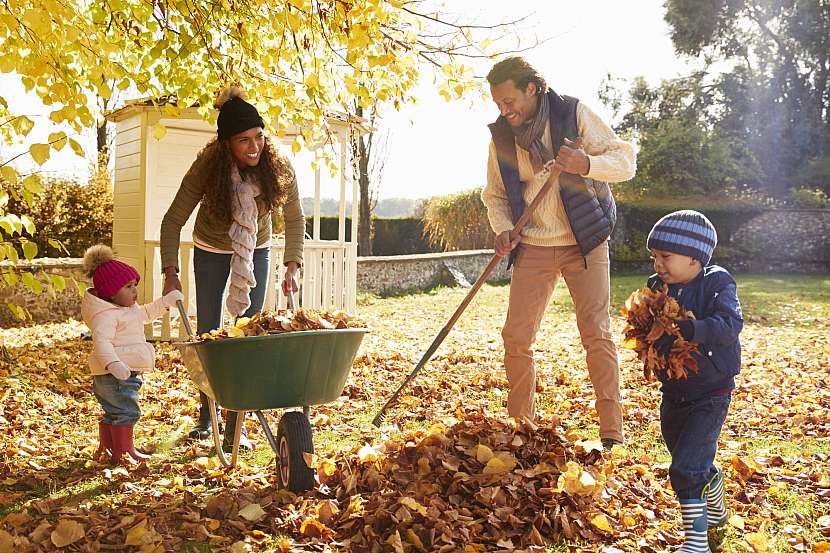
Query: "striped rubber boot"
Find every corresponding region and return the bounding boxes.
[677,499,711,552]
[706,469,728,528]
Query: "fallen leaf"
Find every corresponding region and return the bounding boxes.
[238,503,266,522]
[50,519,84,547]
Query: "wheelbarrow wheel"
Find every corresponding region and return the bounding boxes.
[276,411,315,492]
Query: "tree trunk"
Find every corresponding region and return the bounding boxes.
[357,133,373,256]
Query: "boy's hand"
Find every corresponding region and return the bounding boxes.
[107,361,131,380]
[162,289,185,308]
[675,319,694,341]
[653,333,677,359]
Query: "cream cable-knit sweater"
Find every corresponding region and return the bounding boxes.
[482,102,636,247]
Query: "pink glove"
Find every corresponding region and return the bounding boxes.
[107,361,131,380]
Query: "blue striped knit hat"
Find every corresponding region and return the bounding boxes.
[647,210,718,265]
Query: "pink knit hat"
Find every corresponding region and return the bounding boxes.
[83,245,140,299]
[93,260,140,299]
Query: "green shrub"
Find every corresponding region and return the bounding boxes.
[422,188,492,251]
[6,161,113,257]
[787,187,829,208]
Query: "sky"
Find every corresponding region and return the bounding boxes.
[1,0,691,201]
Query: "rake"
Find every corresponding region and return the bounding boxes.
[371,144,579,427]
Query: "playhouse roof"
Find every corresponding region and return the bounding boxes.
[106,97,372,135]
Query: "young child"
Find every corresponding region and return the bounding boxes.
[81,245,183,465]
[645,210,743,552]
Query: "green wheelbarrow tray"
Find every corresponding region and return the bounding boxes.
[177,328,367,412]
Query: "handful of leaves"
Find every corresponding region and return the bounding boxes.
[622,286,699,381]
[199,308,366,341]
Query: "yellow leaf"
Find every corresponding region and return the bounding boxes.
[386,530,404,553]
[50,519,85,547]
[238,503,266,522]
[29,143,50,165]
[357,444,381,463]
[227,327,244,338]
[400,496,428,516]
[406,528,427,552]
[68,138,84,157]
[235,317,250,328]
[728,514,745,530]
[745,532,769,552]
[482,453,517,475]
[230,541,252,553]
[48,131,67,150]
[125,523,149,546]
[475,444,493,463]
[590,513,614,534]
[291,139,302,154]
[152,122,166,140]
[813,542,830,553]
[303,451,317,468]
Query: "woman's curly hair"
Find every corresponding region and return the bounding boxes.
[193,135,291,225]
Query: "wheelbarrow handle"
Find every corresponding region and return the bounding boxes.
[176,300,195,339]
[286,290,297,311]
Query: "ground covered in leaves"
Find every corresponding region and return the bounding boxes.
[1,274,829,552]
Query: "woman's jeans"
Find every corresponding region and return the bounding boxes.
[193,247,270,429]
[93,373,142,425]
[661,393,731,499]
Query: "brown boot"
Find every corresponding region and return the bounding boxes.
[94,422,113,462]
[110,424,149,465]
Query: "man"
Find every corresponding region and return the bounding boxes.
[482,56,636,448]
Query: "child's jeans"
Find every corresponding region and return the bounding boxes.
[93,373,142,425]
[660,393,731,499]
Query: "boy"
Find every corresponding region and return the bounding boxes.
[645,210,743,552]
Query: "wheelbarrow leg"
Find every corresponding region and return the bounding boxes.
[254,411,279,454]
[209,398,234,467]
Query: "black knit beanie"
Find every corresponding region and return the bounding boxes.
[217,96,264,140]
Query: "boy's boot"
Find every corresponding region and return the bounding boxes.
[94,422,113,462]
[706,468,728,528]
[188,391,219,440]
[110,424,149,465]
[677,499,711,552]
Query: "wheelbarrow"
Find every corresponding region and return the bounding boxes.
[175,297,366,491]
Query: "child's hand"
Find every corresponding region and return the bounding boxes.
[653,333,677,359]
[107,361,131,380]
[162,290,185,308]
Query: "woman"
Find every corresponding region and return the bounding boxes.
[160,87,304,449]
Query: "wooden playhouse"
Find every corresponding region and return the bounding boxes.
[106,100,366,340]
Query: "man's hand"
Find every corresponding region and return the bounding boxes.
[553,137,589,175]
[494,231,521,257]
[162,267,182,296]
[107,361,131,380]
[281,261,299,296]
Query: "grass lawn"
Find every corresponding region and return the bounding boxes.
[0,273,828,552]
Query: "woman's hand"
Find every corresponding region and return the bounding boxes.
[162,267,182,296]
[281,261,299,296]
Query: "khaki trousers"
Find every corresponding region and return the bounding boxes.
[502,241,624,442]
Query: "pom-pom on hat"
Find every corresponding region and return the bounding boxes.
[647,210,718,266]
[216,86,264,140]
[83,245,140,299]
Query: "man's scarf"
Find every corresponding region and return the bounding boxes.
[510,91,553,173]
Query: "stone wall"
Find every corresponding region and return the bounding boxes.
[357,250,510,295]
[0,258,87,325]
[2,208,828,323]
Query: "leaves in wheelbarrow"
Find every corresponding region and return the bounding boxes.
[199,308,367,340]
[621,286,699,381]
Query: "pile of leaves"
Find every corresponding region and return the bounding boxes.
[312,409,655,551]
[621,286,699,381]
[199,309,367,341]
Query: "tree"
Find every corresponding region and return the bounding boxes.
[664,0,830,192]
[353,102,389,256]
[0,0,528,316]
